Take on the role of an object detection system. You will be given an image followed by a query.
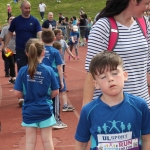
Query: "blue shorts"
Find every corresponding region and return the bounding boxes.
[21,114,56,128]
[60,78,66,92]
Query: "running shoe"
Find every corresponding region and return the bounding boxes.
[53,120,67,129]
[62,105,74,112]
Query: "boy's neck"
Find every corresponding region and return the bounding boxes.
[44,43,53,46]
[100,92,124,107]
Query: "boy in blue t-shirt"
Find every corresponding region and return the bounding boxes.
[75,51,150,150]
[69,25,80,60]
[42,30,67,129]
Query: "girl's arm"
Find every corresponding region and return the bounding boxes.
[74,140,88,150]
[142,134,150,150]
[51,89,59,98]
[14,90,23,99]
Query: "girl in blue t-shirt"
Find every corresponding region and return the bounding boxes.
[14,38,59,150]
[69,25,80,60]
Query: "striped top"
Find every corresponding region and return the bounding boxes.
[85,17,150,108]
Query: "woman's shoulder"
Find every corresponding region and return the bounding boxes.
[92,17,110,31]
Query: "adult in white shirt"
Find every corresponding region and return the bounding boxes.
[38,1,46,21]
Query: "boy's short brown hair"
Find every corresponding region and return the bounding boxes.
[89,51,123,79]
[53,29,62,36]
[42,30,55,44]
[53,41,62,50]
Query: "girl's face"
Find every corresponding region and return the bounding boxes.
[132,0,150,18]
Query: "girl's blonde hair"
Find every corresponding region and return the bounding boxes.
[25,38,44,79]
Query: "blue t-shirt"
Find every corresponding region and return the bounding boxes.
[14,63,59,124]
[42,20,56,30]
[75,92,150,150]
[69,31,79,44]
[9,15,41,51]
[42,45,63,86]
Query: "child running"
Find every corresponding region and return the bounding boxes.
[68,25,80,60]
[74,51,150,150]
[14,39,59,150]
[42,30,67,129]
[53,29,75,63]
[53,41,74,111]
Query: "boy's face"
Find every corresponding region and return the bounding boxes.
[55,32,62,41]
[93,65,128,97]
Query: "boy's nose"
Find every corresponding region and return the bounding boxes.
[108,75,113,82]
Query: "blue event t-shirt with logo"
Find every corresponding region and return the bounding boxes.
[9,15,41,51]
[14,63,59,124]
[69,31,79,44]
[75,92,150,150]
[42,45,63,86]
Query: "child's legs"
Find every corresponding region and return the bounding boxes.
[60,79,67,105]
[52,95,60,121]
[25,127,37,150]
[74,44,78,56]
[69,44,73,52]
[7,55,16,77]
[41,127,54,150]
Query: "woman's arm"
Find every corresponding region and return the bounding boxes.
[82,72,94,106]
[142,134,150,150]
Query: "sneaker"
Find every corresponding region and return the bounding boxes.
[18,99,24,107]
[8,78,15,84]
[76,56,79,60]
[62,105,74,112]
[68,56,71,60]
[53,120,67,129]
[41,19,43,22]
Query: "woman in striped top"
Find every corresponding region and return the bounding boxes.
[83,0,150,109]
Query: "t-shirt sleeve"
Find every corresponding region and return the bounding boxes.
[0,27,7,38]
[141,100,150,135]
[35,19,42,32]
[64,41,69,49]
[85,18,110,72]
[75,106,91,142]
[50,67,59,91]
[42,21,48,28]
[9,19,16,33]
[55,51,63,66]
[14,68,23,92]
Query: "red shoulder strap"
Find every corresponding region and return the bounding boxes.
[107,17,119,51]
[135,17,147,38]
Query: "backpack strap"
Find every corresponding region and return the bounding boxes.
[135,17,147,38]
[107,17,119,51]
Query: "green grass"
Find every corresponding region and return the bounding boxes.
[0,0,106,29]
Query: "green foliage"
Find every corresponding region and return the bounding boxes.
[0,0,106,28]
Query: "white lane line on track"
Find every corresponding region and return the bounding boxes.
[66,66,86,73]
[55,145,75,147]
[67,98,80,120]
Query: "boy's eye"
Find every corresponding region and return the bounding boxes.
[111,70,118,75]
[101,75,106,79]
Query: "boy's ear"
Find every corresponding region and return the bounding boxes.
[41,50,45,56]
[93,80,100,89]
[123,71,128,81]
